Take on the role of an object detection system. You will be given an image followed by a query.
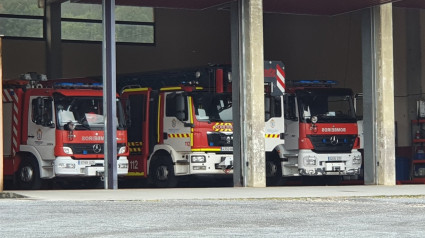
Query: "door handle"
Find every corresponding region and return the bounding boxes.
[28,135,35,138]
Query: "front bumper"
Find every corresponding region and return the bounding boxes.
[297,150,362,176]
[54,156,128,177]
[186,153,233,175]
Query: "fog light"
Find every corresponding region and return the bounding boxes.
[191,155,206,163]
[57,163,75,169]
[353,155,362,164]
[63,147,73,155]
[118,146,126,154]
[303,156,317,166]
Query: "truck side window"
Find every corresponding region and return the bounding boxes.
[265,96,282,121]
[166,93,188,121]
[284,95,297,121]
[32,97,54,127]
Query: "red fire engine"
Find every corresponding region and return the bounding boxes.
[119,67,233,187]
[2,74,128,189]
[263,62,362,185]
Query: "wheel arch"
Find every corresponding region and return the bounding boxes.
[18,145,53,178]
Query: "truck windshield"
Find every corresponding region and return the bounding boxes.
[54,95,126,130]
[192,92,232,122]
[296,88,356,123]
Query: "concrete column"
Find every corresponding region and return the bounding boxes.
[362,4,396,185]
[0,37,3,192]
[239,0,266,187]
[45,2,62,79]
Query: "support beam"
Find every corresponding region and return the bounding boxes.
[231,0,266,187]
[362,4,396,185]
[0,37,3,192]
[230,1,243,187]
[102,0,118,189]
[45,1,62,79]
[406,9,422,123]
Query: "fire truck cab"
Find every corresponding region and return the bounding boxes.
[120,68,233,187]
[2,76,128,189]
[263,62,362,185]
[279,80,362,183]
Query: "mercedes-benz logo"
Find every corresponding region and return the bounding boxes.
[330,136,339,145]
[93,144,102,153]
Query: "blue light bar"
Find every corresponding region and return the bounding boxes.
[54,82,103,89]
[292,80,338,86]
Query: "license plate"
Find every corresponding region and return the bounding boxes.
[328,156,342,161]
[221,147,233,152]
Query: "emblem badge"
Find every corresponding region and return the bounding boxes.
[93,144,102,153]
[330,136,339,145]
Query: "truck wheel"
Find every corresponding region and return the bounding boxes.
[17,159,43,190]
[266,157,283,186]
[150,156,178,188]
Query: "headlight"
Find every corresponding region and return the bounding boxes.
[63,147,73,155]
[303,156,317,166]
[353,155,362,164]
[118,146,126,154]
[191,155,206,163]
[57,163,75,169]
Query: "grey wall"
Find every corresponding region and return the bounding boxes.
[1,7,422,146]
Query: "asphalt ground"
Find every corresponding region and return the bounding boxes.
[1,186,425,238]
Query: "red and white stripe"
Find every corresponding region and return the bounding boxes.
[276,64,286,93]
[3,89,19,155]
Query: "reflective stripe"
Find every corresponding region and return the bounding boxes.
[213,122,233,132]
[168,133,190,138]
[127,172,145,176]
[122,87,150,93]
[265,134,280,138]
[192,148,221,152]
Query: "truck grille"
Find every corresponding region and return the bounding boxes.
[307,135,356,153]
[63,143,126,155]
[207,132,233,147]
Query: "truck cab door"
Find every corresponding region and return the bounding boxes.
[26,96,56,161]
[122,90,152,176]
[162,92,191,152]
[283,95,299,150]
[264,95,285,152]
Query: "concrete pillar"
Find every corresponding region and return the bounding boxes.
[232,0,266,187]
[0,37,3,192]
[362,4,396,185]
[45,2,62,79]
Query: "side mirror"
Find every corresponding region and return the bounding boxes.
[265,96,271,121]
[175,94,187,121]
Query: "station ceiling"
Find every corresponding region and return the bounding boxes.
[72,0,425,15]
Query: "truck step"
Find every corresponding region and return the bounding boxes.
[176,160,189,165]
[283,163,298,168]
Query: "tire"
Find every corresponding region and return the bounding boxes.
[150,156,178,188]
[17,158,43,190]
[266,155,283,186]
